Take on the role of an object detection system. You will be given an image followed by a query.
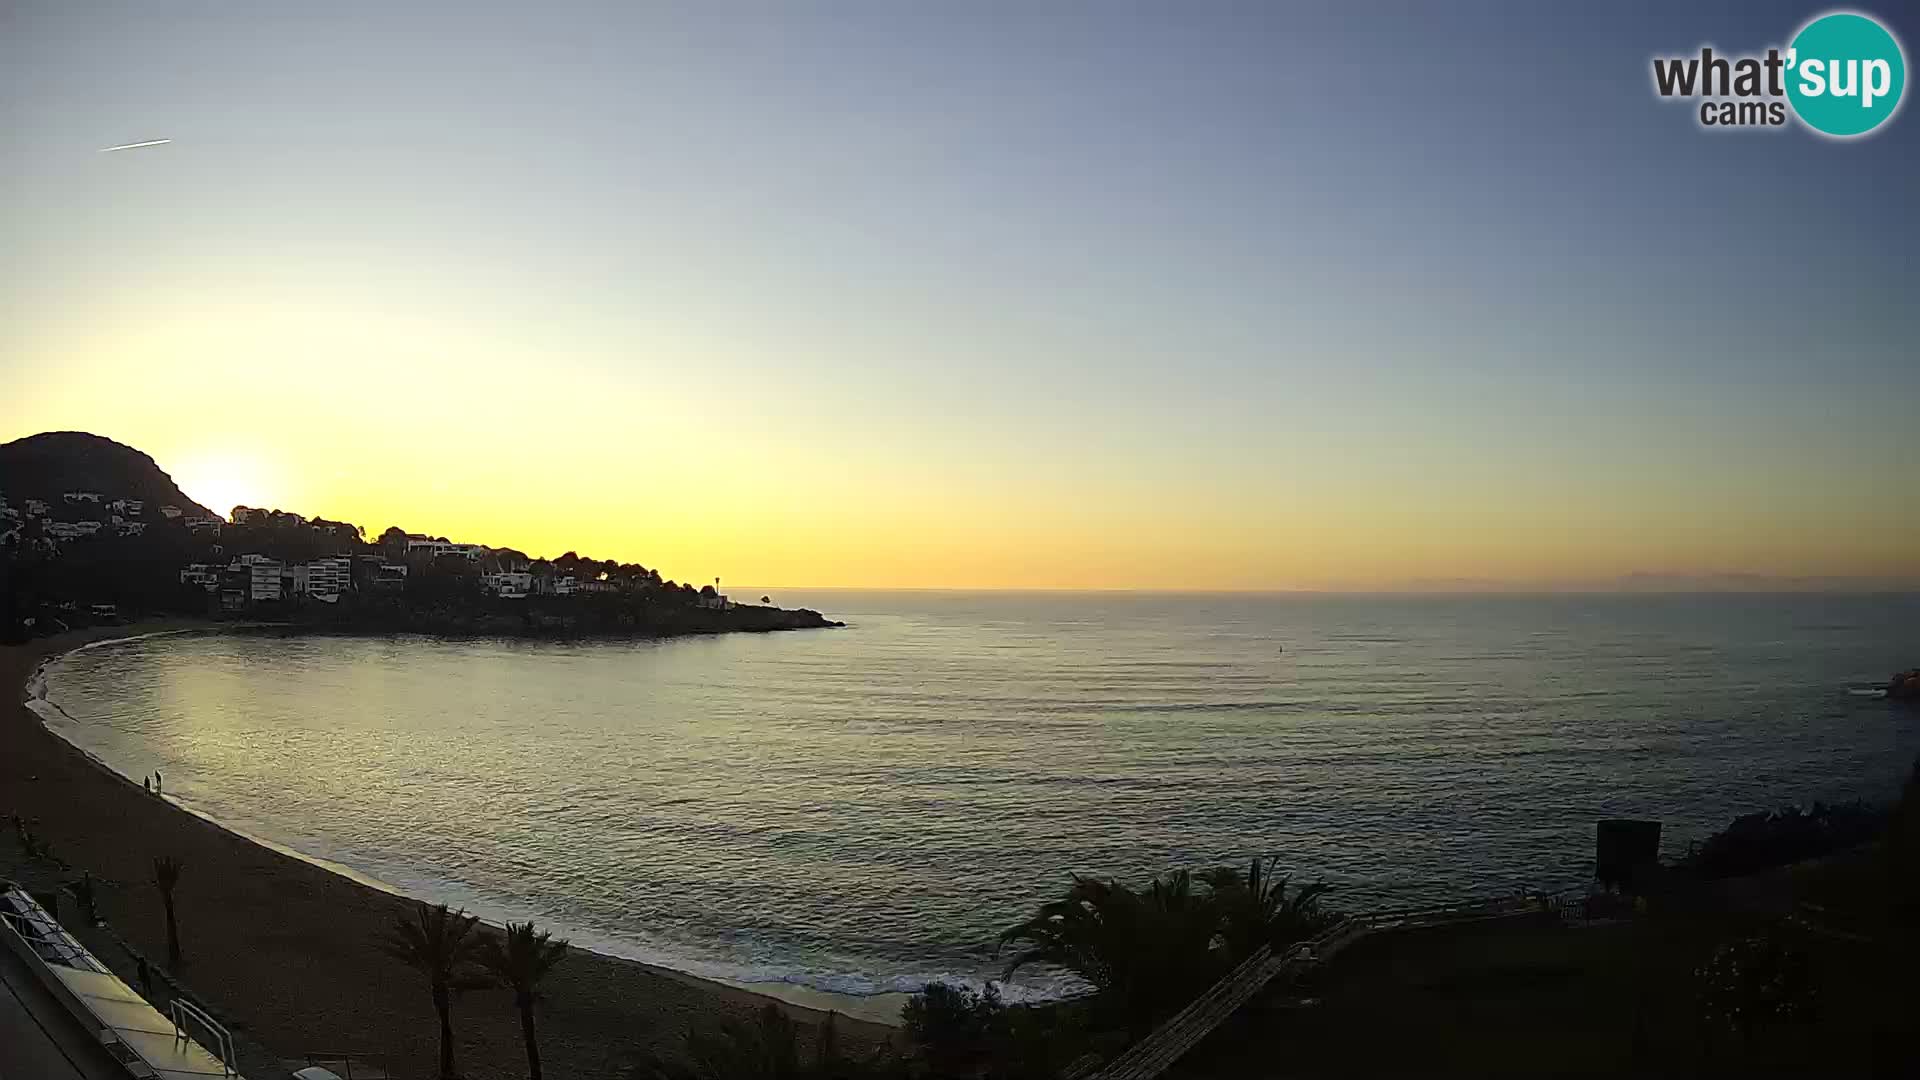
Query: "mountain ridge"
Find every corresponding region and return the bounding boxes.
[0,431,215,519]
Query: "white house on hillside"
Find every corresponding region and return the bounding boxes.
[481,571,533,598]
[230,554,283,601]
[406,536,488,560]
[301,557,353,597]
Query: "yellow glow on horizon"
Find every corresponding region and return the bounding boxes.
[4,283,1917,591]
[168,451,278,522]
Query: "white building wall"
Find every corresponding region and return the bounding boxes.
[306,557,353,596]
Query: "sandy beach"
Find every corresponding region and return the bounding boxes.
[3,624,894,1079]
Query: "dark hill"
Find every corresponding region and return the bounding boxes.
[0,431,214,518]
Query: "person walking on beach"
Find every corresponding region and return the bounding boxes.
[153,770,162,794]
[143,776,150,793]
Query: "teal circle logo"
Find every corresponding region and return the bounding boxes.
[1786,12,1907,137]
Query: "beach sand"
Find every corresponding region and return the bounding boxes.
[3,624,896,1079]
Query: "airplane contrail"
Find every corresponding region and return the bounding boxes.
[98,139,172,153]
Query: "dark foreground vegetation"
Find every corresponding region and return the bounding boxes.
[1176,757,1920,1078]
[1678,800,1887,880]
[625,859,1338,1080]
[616,758,1920,1079]
[10,758,1919,1078]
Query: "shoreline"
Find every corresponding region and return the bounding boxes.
[5,623,897,1079]
[24,625,912,1022]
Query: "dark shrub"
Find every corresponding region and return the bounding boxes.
[903,982,1002,1074]
[1695,928,1817,1041]
[1683,801,1885,879]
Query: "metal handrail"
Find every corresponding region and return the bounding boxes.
[0,907,103,969]
[172,996,239,1077]
[2,889,168,1079]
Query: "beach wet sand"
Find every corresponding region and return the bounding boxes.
[3,624,894,1079]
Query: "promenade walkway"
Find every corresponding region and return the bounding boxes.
[2,884,241,1079]
[0,932,127,1080]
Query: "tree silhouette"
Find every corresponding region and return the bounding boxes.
[1200,858,1334,959]
[379,903,486,1080]
[478,921,570,1080]
[152,856,183,966]
[1001,871,1221,1035]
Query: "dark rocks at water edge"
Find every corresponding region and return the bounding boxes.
[250,601,845,639]
[1889,669,1920,701]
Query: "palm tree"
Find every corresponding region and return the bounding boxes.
[477,921,569,1080]
[998,870,1221,1035]
[379,903,485,1080]
[1200,858,1335,960]
[152,857,183,966]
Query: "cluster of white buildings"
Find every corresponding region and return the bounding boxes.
[4,488,732,615]
[180,554,378,607]
[1,489,173,549]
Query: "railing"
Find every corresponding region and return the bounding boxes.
[172,996,240,1077]
[1086,893,1571,1080]
[4,885,241,1079]
[2,887,167,1079]
[1,899,109,971]
[1089,943,1282,1080]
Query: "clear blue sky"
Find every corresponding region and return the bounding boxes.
[3,2,1915,587]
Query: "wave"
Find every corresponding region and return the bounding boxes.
[30,631,1076,1017]
[171,798,1076,1009]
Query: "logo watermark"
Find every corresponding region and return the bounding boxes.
[1651,9,1906,137]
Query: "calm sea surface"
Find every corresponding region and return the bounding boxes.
[35,592,1920,1001]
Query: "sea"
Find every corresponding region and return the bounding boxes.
[30,591,1920,1012]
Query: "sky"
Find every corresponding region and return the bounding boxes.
[3,1,1916,590]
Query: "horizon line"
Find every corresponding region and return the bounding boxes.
[730,584,1920,595]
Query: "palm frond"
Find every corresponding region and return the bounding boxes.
[378,902,485,987]
[477,919,571,998]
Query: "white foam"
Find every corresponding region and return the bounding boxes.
[30,631,1079,1018]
